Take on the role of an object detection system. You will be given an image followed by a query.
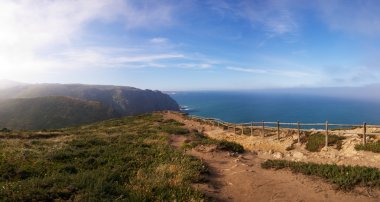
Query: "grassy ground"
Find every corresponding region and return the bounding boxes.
[181,130,245,153]
[305,133,345,152]
[262,160,380,190]
[0,113,208,201]
[355,141,380,153]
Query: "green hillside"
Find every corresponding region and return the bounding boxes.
[0,83,180,116]
[0,113,206,201]
[0,96,118,130]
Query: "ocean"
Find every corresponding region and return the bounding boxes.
[170,91,380,126]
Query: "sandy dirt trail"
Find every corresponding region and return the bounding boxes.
[164,112,380,202]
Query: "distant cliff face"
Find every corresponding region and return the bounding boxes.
[0,84,180,116]
[0,83,180,130]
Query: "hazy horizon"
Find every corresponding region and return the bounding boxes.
[2,79,380,92]
[2,1,380,91]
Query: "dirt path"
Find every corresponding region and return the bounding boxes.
[164,112,380,202]
[169,134,379,202]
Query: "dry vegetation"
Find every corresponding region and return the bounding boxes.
[355,141,380,153]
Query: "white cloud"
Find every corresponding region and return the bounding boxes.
[209,0,380,38]
[207,0,299,37]
[49,47,185,70]
[315,0,380,36]
[150,37,169,44]
[226,66,311,78]
[0,0,180,80]
[177,63,213,69]
[226,67,268,74]
[123,1,176,29]
[241,0,298,36]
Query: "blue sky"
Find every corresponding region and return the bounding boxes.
[1,0,380,90]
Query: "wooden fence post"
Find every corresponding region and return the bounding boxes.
[233,124,236,134]
[297,122,301,144]
[363,122,367,145]
[241,124,244,135]
[277,120,280,140]
[250,122,253,136]
[262,121,265,137]
[325,121,329,148]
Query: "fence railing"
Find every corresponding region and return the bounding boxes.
[186,114,380,146]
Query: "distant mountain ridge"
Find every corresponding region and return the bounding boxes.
[0,83,180,130]
[0,83,180,116]
[0,79,25,89]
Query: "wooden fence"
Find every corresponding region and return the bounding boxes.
[186,114,380,147]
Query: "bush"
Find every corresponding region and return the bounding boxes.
[217,140,244,153]
[261,160,380,190]
[355,141,380,153]
[182,132,245,153]
[305,133,345,152]
[0,128,11,132]
[160,126,190,135]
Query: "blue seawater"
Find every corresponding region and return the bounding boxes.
[170,91,380,126]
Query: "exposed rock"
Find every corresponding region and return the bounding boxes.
[272,152,284,159]
[291,151,305,159]
[340,137,361,157]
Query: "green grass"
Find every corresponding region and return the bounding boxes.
[182,131,245,153]
[355,141,380,153]
[0,113,207,201]
[0,96,118,130]
[158,119,190,135]
[261,159,380,190]
[305,133,345,152]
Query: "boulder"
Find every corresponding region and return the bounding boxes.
[272,152,284,159]
[291,151,305,159]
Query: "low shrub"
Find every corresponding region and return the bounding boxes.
[355,141,380,153]
[158,119,189,135]
[305,133,345,152]
[0,128,11,132]
[261,159,380,190]
[217,140,245,153]
[160,126,190,135]
[182,132,245,153]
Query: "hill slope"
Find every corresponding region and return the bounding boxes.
[0,113,206,201]
[0,96,118,130]
[0,83,180,116]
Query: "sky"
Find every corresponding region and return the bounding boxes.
[1,0,380,91]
